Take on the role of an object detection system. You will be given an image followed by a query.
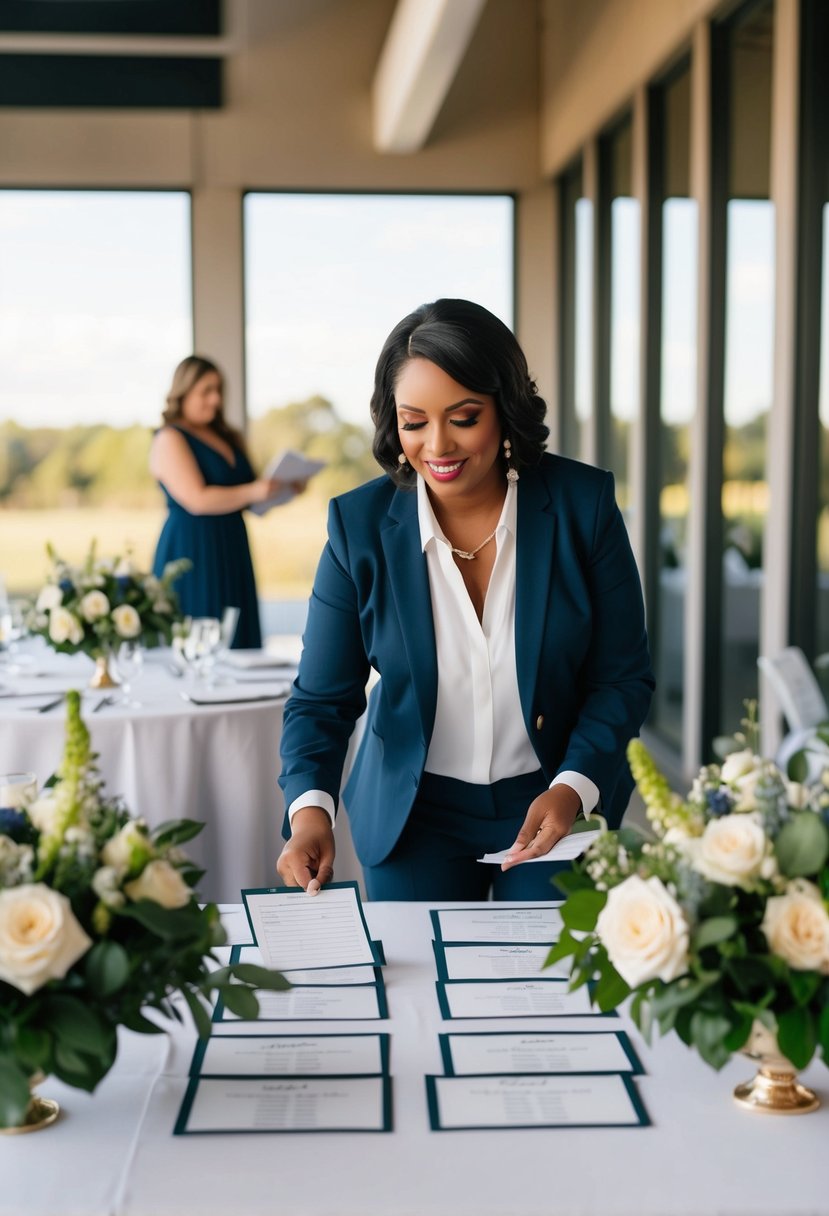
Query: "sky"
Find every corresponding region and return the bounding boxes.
[0,189,821,434]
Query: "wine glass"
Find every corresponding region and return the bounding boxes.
[113,641,145,707]
[182,617,222,685]
[0,598,33,676]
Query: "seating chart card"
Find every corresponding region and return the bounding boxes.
[436,979,605,1020]
[242,882,378,971]
[175,1075,392,1134]
[433,941,567,981]
[438,1031,643,1076]
[231,943,380,986]
[213,982,388,1023]
[430,906,562,944]
[191,1033,390,1077]
[425,1073,648,1130]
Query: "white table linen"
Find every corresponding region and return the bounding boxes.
[2,901,826,1216]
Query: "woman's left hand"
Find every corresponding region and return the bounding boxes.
[500,785,582,870]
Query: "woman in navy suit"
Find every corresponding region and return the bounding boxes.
[277,300,653,900]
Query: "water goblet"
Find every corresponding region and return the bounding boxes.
[183,617,222,686]
[113,641,145,707]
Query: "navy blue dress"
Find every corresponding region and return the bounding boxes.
[152,427,262,649]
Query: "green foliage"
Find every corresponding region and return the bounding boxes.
[775,813,829,878]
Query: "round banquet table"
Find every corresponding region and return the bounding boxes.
[0,642,362,902]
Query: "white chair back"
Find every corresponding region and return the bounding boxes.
[757,646,829,731]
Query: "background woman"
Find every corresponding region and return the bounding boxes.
[277,300,654,899]
[150,355,298,649]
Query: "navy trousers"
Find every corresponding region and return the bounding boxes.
[361,769,570,901]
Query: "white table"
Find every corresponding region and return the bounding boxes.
[2,901,826,1216]
[0,647,292,902]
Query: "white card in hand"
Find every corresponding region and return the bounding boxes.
[242,883,375,971]
[478,829,600,865]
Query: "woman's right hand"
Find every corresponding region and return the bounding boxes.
[276,807,335,894]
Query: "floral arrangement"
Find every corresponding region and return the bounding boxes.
[27,542,189,658]
[549,707,829,1073]
[0,691,286,1129]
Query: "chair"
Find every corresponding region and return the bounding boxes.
[757,646,829,731]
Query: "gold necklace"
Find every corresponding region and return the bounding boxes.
[449,527,498,561]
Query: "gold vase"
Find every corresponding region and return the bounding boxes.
[0,1072,60,1135]
[734,1020,819,1115]
[89,651,119,690]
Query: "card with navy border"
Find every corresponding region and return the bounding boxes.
[438,1031,643,1076]
[190,1033,390,1078]
[242,882,378,972]
[229,943,384,986]
[430,906,563,944]
[435,979,614,1019]
[213,981,388,1023]
[424,1073,649,1131]
[432,940,569,982]
[175,1074,392,1134]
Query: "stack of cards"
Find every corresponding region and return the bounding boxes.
[425,906,649,1131]
[175,883,392,1134]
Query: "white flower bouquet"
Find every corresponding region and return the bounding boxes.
[27,542,189,659]
[549,708,829,1075]
[0,691,287,1129]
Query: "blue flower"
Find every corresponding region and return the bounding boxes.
[59,578,75,595]
[0,807,37,844]
[706,789,734,817]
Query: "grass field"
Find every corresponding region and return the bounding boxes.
[0,499,329,599]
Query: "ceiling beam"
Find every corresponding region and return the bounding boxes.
[372,0,486,154]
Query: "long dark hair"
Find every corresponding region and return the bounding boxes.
[370,299,549,487]
[162,356,248,455]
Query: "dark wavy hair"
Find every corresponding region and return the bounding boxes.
[370,299,549,487]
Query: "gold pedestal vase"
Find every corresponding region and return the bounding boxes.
[0,1073,60,1135]
[734,1021,819,1115]
[89,651,119,690]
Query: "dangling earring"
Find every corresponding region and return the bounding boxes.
[503,438,519,483]
[398,452,409,469]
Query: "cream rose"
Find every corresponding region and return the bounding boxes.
[595,874,690,987]
[79,590,110,622]
[0,884,92,995]
[125,860,191,909]
[112,604,141,639]
[101,821,153,876]
[691,814,768,887]
[762,881,829,974]
[36,584,63,612]
[720,749,760,784]
[91,865,126,909]
[48,606,83,646]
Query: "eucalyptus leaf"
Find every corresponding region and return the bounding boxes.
[775,813,829,878]
[85,940,130,998]
[0,1057,32,1128]
[692,916,738,953]
[786,749,810,784]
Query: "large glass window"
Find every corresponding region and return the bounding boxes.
[719,1,774,733]
[810,0,829,657]
[0,191,191,592]
[650,65,697,750]
[243,192,514,599]
[558,163,590,460]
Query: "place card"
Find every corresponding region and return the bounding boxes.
[191,1033,390,1077]
[213,982,388,1023]
[175,1075,392,1134]
[242,882,378,971]
[425,1073,648,1130]
[230,942,381,985]
[433,941,568,981]
[430,906,562,944]
[436,979,604,1020]
[438,1031,643,1076]
[478,829,600,865]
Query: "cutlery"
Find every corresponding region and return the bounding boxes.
[25,695,66,713]
[0,689,70,699]
[180,691,287,707]
[92,694,115,712]
[166,662,185,678]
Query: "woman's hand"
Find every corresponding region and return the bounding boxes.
[500,785,582,871]
[276,806,335,894]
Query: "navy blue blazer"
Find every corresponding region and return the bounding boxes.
[279,453,654,867]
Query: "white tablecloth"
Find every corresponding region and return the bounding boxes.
[2,901,826,1216]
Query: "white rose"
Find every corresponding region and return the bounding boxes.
[720,749,760,784]
[79,590,110,622]
[101,821,153,875]
[91,866,126,909]
[692,814,769,887]
[26,795,62,835]
[762,881,829,974]
[112,604,141,639]
[595,874,690,987]
[36,584,63,612]
[48,606,84,646]
[0,884,92,995]
[124,860,191,909]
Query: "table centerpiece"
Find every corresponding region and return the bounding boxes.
[0,690,287,1132]
[26,543,190,688]
[549,705,829,1113]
